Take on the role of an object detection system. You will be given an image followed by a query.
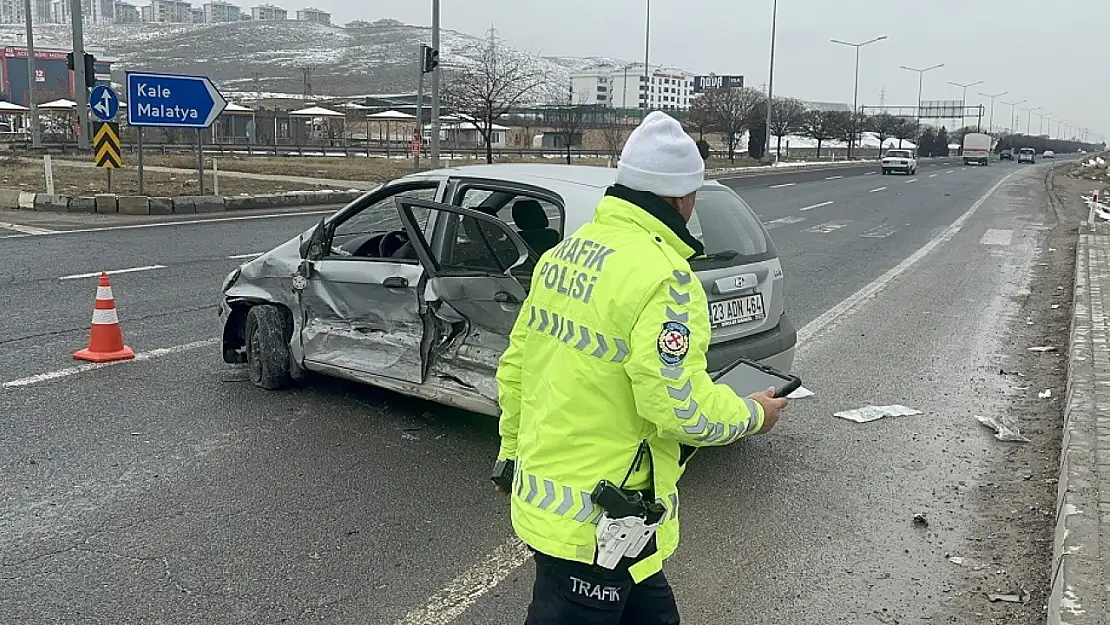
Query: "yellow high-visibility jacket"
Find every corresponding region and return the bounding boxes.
[495,185,765,583]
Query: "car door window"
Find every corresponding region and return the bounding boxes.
[329,183,438,258]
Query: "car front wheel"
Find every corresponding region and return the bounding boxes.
[245,304,293,390]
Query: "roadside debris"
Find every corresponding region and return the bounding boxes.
[948,556,966,566]
[998,368,1024,377]
[975,415,1030,443]
[834,405,922,423]
[1051,304,1061,309]
[912,513,929,527]
[1038,389,1053,399]
[987,588,1030,604]
[1027,346,1057,353]
[788,386,815,399]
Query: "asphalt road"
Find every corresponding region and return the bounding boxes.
[0,156,1061,624]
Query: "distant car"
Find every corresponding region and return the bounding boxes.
[1018,148,1036,164]
[219,164,797,415]
[881,149,917,175]
[999,149,1014,161]
[1043,150,1056,159]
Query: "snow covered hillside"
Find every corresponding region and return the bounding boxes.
[0,18,617,99]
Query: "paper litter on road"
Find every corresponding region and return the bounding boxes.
[1038,389,1053,399]
[987,588,1030,604]
[834,405,922,423]
[1051,304,1061,309]
[787,386,815,399]
[975,415,1030,443]
[1027,346,1057,352]
[948,556,966,566]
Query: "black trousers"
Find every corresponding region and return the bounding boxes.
[524,551,680,625]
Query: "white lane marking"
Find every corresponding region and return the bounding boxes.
[59,265,167,281]
[770,183,796,189]
[391,537,530,625]
[864,172,877,175]
[804,220,850,234]
[797,168,1021,346]
[0,209,333,239]
[929,174,939,178]
[2,339,219,389]
[799,201,834,212]
[869,186,888,193]
[980,228,1014,246]
[859,224,898,238]
[825,175,844,180]
[945,170,955,174]
[905,178,918,183]
[0,221,57,235]
[765,216,806,230]
[228,253,264,260]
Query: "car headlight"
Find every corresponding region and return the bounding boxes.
[222,268,241,293]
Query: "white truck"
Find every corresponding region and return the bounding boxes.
[962,133,992,166]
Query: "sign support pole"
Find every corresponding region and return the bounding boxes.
[415,46,425,171]
[106,167,112,193]
[197,129,205,196]
[70,0,90,150]
[137,128,145,196]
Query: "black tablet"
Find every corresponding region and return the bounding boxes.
[711,357,802,399]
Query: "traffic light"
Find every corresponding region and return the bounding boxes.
[422,45,439,74]
[66,52,97,88]
[83,54,97,89]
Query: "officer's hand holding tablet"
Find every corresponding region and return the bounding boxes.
[713,358,798,432]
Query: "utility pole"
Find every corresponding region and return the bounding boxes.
[70,0,90,150]
[1001,99,1025,136]
[762,0,778,164]
[879,87,887,108]
[24,0,41,148]
[831,36,887,160]
[415,44,426,170]
[430,0,441,167]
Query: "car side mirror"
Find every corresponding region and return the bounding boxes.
[300,217,328,260]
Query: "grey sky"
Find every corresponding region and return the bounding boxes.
[242,0,1107,138]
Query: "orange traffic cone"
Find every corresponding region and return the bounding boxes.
[74,273,135,363]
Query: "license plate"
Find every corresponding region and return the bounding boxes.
[710,294,766,329]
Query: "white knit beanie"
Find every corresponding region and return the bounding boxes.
[616,111,705,198]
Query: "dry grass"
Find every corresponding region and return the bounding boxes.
[0,161,331,196]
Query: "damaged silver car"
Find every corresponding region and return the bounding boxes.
[219,164,797,416]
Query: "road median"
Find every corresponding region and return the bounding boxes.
[0,188,364,215]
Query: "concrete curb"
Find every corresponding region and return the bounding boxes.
[1052,220,1108,625]
[0,188,364,214]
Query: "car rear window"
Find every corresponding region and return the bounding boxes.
[687,186,775,269]
[887,150,912,158]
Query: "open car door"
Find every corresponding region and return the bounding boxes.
[396,198,531,410]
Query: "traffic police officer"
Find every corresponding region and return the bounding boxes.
[494,111,788,624]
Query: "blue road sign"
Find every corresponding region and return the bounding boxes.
[89,85,119,122]
[125,71,228,129]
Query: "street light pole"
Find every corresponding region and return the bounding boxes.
[948,80,983,130]
[70,0,90,150]
[23,0,41,148]
[1022,107,1039,135]
[642,0,650,118]
[979,91,1006,134]
[762,0,778,164]
[900,63,944,124]
[430,0,441,168]
[1001,99,1025,136]
[831,35,887,160]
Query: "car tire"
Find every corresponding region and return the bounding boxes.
[245,304,293,390]
[881,169,888,175]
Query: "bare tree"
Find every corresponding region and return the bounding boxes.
[868,112,902,150]
[547,87,591,164]
[599,112,628,167]
[707,87,764,163]
[684,92,718,140]
[800,110,851,158]
[893,117,922,148]
[442,39,547,164]
[767,97,807,158]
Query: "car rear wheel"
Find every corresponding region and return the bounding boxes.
[245,304,293,390]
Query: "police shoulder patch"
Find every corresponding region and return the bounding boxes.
[657,321,691,366]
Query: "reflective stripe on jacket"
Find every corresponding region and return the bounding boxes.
[495,186,764,583]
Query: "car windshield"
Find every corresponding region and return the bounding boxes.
[687,186,774,268]
[886,150,912,158]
